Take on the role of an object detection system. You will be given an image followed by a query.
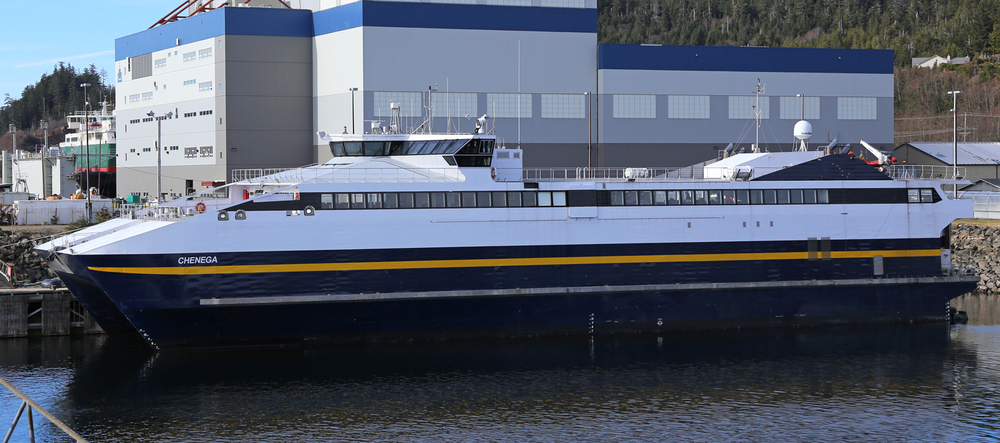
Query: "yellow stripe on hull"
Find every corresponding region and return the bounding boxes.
[87,249,942,276]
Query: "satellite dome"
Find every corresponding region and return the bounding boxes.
[793,120,813,141]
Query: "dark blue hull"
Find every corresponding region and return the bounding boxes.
[50,237,977,349]
[114,279,976,349]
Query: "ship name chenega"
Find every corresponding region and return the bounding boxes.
[178,256,219,265]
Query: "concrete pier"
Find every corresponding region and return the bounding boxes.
[0,288,104,338]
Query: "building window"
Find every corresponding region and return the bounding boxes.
[142,117,154,123]
[541,94,584,119]
[373,92,422,118]
[668,95,710,119]
[199,146,214,158]
[728,96,768,119]
[142,147,152,152]
[198,48,212,59]
[780,96,820,120]
[838,97,877,120]
[183,79,196,86]
[540,0,585,5]
[431,92,477,118]
[184,112,197,118]
[184,147,198,158]
[199,81,212,92]
[482,0,531,5]
[183,51,196,62]
[486,93,532,118]
[141,92,153,101]
[613,95,656,119]
[154,58,166,68]
[199,110,213,116]
[129,94,140,103]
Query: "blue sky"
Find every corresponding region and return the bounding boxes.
[0,0,179,102]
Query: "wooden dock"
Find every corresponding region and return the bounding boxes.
[0,288,104,338]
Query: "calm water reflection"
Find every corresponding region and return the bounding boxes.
[3,297,1000,442]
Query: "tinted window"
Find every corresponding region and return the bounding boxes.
[414,193,430,208]
[430,192,446,208]
[335,193,350,209]
[668,191,680,205]
[681,191,694,205]
[654,191,667,205]
[462,192,476,207]
[492,192,507,207]
[538,192,552,206]
[639,191,653,205]
[737,190,750,205]
[321,194,334,209]
[446,193,462,207]
[367,193,383,209]
[477,192,492,207]
[695,190,708,205]
[508,192,522,207]
[777,190,790,204]
[764,190,776,204]
[399,193,415,208]
[384,193,399,209]
[817,189,829,203]
[723,190,736,205]
[804,190,817,204]
[625,191,638,206]
[611,191,624,206]
[344,142,362,156]
[552,192,566,207]
[708,190,721,205]
[790,190,803,204]
[351,193,365,209]
[523,191,537,207]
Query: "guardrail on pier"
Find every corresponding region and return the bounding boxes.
[2,375,88,442]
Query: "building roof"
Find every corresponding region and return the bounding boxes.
[959,178,1000,191]
[896,142,1000,165]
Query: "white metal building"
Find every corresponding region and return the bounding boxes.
[114,0,893,201]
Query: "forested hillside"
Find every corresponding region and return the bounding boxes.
[599,0,1000,67]
[0,64,113,151]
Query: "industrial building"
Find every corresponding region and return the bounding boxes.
[895,142,1000,182]
[114,0,893,201]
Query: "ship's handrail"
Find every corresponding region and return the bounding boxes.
[885,165,965,180]
[232,166,465,184]
[520,166,706,182]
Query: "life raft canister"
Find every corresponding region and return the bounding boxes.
[195,202,207,212]
[243,190,249,200]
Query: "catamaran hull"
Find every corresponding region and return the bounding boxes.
[54,238,976,349]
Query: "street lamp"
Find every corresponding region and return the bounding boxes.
[80,82,92,220]
[148,111,174,203]
[948,90,962,198]
[349,87,358,134]
[584,92,592,171]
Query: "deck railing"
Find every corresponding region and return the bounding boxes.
[520,166,704,182]
[885,165,966,180]
[231,166,465,184]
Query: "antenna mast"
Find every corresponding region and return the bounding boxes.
[753,79,764,153]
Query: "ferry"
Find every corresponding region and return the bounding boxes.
[60,101,116,197]
[36,110,978,349]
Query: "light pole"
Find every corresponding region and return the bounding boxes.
[349,87,358,134]
[585,92,592,171]
[148,111,173,203]
[41,120,47,199]
[80,82,92,220]
[948,90,962,198]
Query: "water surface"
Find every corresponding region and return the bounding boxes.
[2,295,1000,442]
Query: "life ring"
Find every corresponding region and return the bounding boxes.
[490,168,496,179]
[195,202,206,212]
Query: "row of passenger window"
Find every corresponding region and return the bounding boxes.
[319,191,568,209]
[610,189,831,206]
